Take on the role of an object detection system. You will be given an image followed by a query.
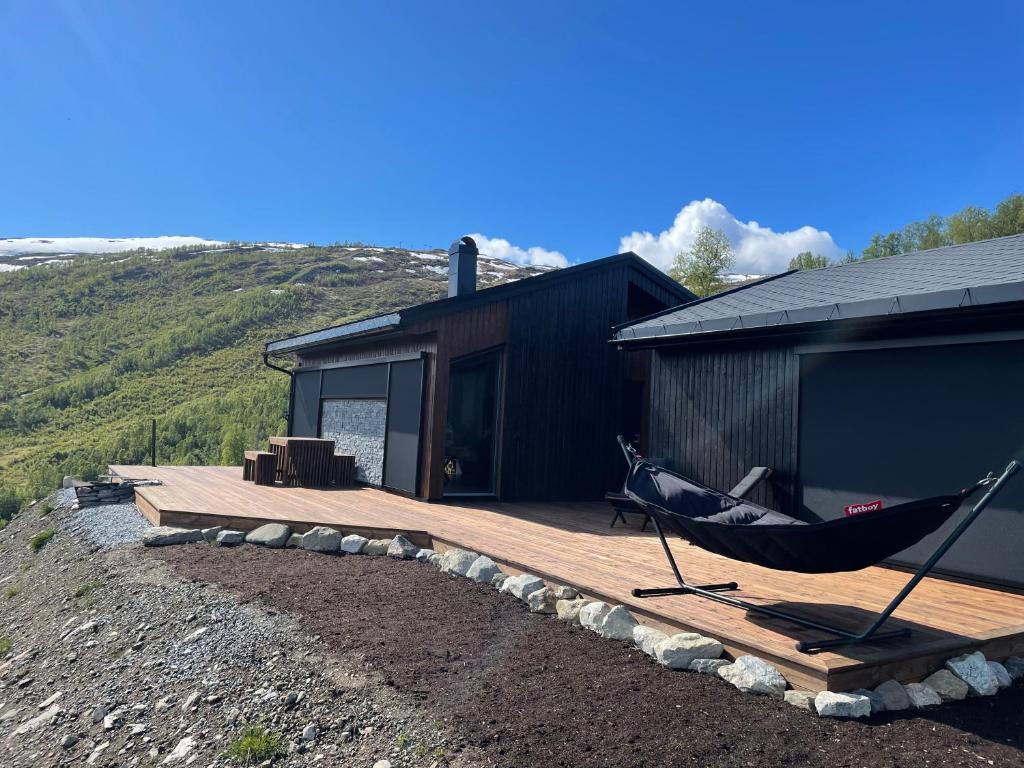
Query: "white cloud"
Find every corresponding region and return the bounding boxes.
[618,199,844,274]
[468,233,568,269]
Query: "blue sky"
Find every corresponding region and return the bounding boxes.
[2,1,1022,272]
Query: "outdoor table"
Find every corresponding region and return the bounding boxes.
[268,437,336,487]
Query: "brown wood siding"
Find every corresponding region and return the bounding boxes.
[648,342,798,512]
[408,301,509,498]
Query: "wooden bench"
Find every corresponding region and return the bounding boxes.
[243,450,277,486]
[331,454,356,486]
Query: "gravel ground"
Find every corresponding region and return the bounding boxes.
[0,494,477,767]
[63,496,152,551]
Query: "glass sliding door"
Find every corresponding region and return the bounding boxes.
[443,350,501,496]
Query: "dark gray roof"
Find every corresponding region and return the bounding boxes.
[616,233,1024,343]
[267,251,694,355]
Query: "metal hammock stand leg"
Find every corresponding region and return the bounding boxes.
[632,459,1020,653]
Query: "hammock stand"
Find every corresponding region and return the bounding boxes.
[620,438,1020,653]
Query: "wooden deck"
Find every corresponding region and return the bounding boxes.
[110,464,1024,692]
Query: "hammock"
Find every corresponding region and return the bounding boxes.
[620,438,1020,652]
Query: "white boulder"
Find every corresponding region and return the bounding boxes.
[466,556,501,583]
[299,526,340,552]
[814,691,871,719]
[501,573,545,600]
[439,549,479,576]
[717,655,787,697]
[578,601,612,632]
[689,658,730,675]
[387,535,418,559]
[340,534,368,554]
[632,625,668,657]
[598,606,639,640]
[783,690,816,712]
[215,530,245,546]
[654,633,724,670]
[526,587,558,614]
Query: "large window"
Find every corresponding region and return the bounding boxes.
[443,350,502,496]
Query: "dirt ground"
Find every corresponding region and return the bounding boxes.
[149,544,1024,768]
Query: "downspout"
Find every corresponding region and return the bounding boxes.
[263,352,296,437]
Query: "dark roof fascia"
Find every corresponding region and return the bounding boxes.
[610,270,795,334]
[265,312,401,355]
[267,251,689,356]
[613,295,1024,351]
[614,280,1024,347]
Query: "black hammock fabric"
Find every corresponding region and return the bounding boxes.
[624,462,969,573]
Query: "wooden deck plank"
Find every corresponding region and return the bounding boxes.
[110,464,1024,691]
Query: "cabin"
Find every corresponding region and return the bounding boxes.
[614,233,1024,590]
[264,236,693,501]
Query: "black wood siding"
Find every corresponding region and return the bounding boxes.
[648,342,799,512]
[500,263,679,501]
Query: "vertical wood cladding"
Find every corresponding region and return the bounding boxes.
[500,264,634,501]
[648,342,798,512]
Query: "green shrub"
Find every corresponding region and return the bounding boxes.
[73,580,102,598]
[0,636,12,655]
[223,726,287,764]
[28,529,55,552]
[2,585,19,600]
[37,502,54,517]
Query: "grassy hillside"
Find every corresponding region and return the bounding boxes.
[0,243,540,512]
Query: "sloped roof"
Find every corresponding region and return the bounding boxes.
[615,233,1024,343]
[267,251,693,355]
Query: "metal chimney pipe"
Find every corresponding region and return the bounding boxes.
[448,235,478,298]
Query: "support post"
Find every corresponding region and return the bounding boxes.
[151,419,157,467]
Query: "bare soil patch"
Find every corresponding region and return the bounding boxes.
[149,544,1024,768]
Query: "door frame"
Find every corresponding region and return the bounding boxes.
[442,346,505,498]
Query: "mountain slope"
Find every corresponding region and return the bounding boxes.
[0,242,547,508]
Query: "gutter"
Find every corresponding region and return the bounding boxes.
[262,352,296,437]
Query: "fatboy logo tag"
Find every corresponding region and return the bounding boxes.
[844,499,883,517]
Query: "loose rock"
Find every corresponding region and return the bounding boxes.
[438,548,479,576]
[654,633,724,670]
[501,573,545,600]
[555,598,586,624]
[201,526,223,542]
[362,538,392,556]
[215,530,245,546]
[988,660,1012,689]
[552,585,579,600]
[850,688,885,714]
[945,651,999,696]
[814,691,871,719]
[526,586,558,614]
[466,555,501,583]
[598,605,638,640]
[632,625,668,657]
[717,655,787,697]
[162,735,196,764]
[783,690,817,712]
[689,658,730,675]
[874,679,910,711]
[340,534,368,554]
[923,669,969,701]
[415,548,435,563]
[142,527,205,547]
[245,523,291,548]
[387,534,418,559]
[578,601,612,632]
[1003,656,1024,680]
[490,573,509,590]
[299,526,341,552]
[905,682,942,708]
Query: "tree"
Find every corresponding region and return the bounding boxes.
[669,227,735,297]
[946,205,993,244]
[219,424,246,466]
[990,194,1024,238]
[788,252,829,271]
[860,231,904,260]
[901,214,949,252]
